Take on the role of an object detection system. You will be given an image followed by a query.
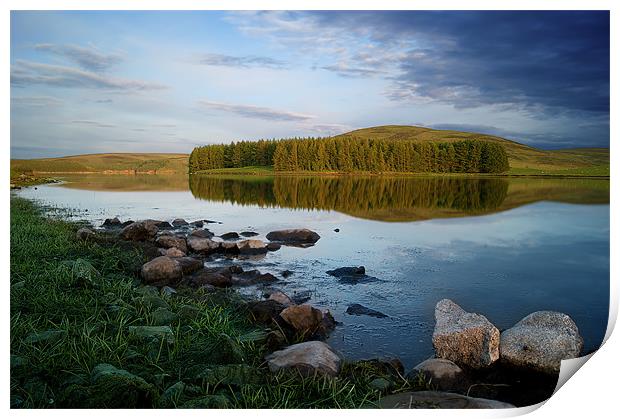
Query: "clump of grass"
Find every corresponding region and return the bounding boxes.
[11,197,419,408]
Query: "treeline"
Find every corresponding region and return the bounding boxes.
[189,136,510,174]
[189,175,509,221]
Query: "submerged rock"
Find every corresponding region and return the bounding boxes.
[346,303,387,318]
[102,217,121,227]
[266,229,320,244]
[240,231,259,237]
[220,232,240,240]
[140,256,183,286]
[265,341,342,377]
[120,220,158,241]
[432,299,500,369]
[266,242,281,252]
[500,311,583,374]
[326,266,378,284]
[378,391,515,409]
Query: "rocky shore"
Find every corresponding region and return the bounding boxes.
[72,215,587,408]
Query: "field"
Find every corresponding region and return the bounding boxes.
[11,153,189,175]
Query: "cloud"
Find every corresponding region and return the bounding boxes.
[198,100,315,122]
[35,43,123,72]
[303,123,352,136]
[195,53,286,69]
[320,63,385,78]
[11,96,63,107]
[11,60,168,91]
[71,120,116,128]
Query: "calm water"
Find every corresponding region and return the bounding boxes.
[16,174,610,369]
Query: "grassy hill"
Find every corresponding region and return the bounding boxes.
[11,153,189,175]
[337,126,609,176]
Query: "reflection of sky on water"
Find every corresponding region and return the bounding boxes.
[16,182,609,369]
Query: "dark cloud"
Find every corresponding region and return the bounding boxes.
[35,43,122,72]
[11,60,168,91]
[196,53,286,69]
[198,100,315,122]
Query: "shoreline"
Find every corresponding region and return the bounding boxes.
[10,195,575,408]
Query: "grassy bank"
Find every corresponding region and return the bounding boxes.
[10,196,421,408]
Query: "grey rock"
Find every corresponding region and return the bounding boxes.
[76,227,95,241]
[378,391,515,409]
[269,291,295,306]
[155,235,187,253]
[500,311,583,374]
[432,299,500,369]
[186,236,220,254]
[346,303,387,318]
[240,231,259,237]
[326,266,378,284]
[160,247,185,257]
[220,232,240,240]
[407,358,468,392]
[171,218,188,227]
[140,256,183,286]
[174,257,203,275]
[190,229,214,239]
[160,286,177,296]
[265,341,342,377]
[266,242,281,252]
[238,239,268,254]
[102,217,121,227]
[120,220,158,241]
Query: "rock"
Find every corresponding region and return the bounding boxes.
[190,220,204,228]
[151,307,178,325]
[247,300,285,324]
[186,236,220,254]
[155,235,187,253]
[265,341,342,377]
[190,268,232,288]
[120,220,134,228]
[500,311,583,374]
[190,229,214,239]
[120,220,159,241]
[266,228,320,244]
[102,217,121,227]
[220,232,240,240]
[432,299,500,369]
[334,228,340,232]
[269,291,295,306]
[326,266,378,284]
[280,304,324,336]
[291,290,312,305]
[346,303,387,318]
[140,256,183,286]
[220,241,239,253]
[171,218,188,227]
[174,257,203,275]
[378,391,515,409]
[407,358,468,392]
[160,286,177,296]
[151,220,173,229]
[237,239,268,254]
[76,227,95,241]
[370,377,393,392]
[161,247,185,257]
[83,363,155,408]
[266,242,281,252]
[128,325,175,344]
[257,273,278,283]
[281,269,293,278]
[240,231,259,237]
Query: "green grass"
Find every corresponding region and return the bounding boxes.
[10,197,426,408]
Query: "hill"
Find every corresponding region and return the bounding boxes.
[11,153,189,175]
[337,126,609,176]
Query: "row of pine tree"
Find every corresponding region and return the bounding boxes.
[189,135,510,174]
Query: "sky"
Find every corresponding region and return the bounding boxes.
[10,10,610,158]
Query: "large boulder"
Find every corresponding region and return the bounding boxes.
[120,221,159,241]
[190,269,232,288]
[269,291,295,307]
[160,247,185,258]
[140,256,183,286]
[500,311,583,375]
[190,229,214,239]
[186,236,220,254]
[155,235,187,253]
[76,227,95,241]
[407,358,469,392]
[266,229,320,244]
[432,299,500,369]
[378,391,515,409]
[237,239,268,254]
[174,257,203,275]
[246,300,285,324]
[265,341,342,377]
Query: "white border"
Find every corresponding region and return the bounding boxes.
[3,1,616,418]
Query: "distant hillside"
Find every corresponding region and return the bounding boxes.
[11,153,189,175]
[339,126,609,175]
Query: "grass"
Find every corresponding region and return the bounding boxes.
[10,196,428,408]
[11,153,189,175]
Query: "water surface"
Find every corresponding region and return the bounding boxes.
[16,173,610,369]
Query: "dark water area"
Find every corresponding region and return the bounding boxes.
[17,174,610,369]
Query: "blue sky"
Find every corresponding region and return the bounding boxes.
[10,11,609,158]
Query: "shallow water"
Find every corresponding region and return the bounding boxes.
[16,174,610,369]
